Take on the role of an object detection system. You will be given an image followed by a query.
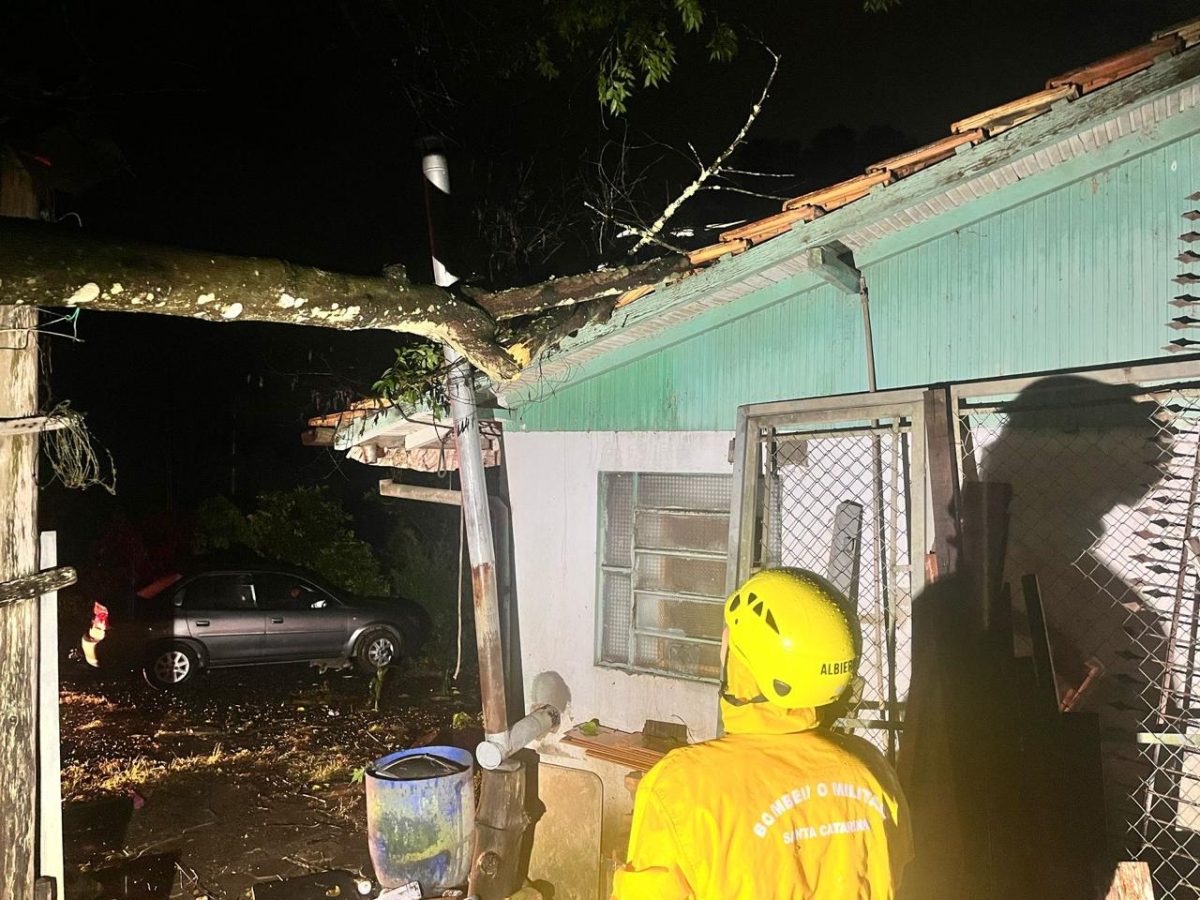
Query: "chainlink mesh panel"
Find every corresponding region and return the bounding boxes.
[757,421,915,760]
[597,471,730,680]
[957,381,1200,899]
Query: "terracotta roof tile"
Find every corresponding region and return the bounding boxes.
[596,19,1200,314]
[719,208,817,243]
[1155,17,1200,49]
[782,171,893,213]
[687,238,751,266]
[952,84,1079,135]
[1048,35,1181,93]
[867,130,985,178]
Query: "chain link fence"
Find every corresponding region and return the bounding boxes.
[955,375,1200,899]
[750,411,920,761]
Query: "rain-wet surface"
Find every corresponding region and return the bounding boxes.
[60,660,482,899]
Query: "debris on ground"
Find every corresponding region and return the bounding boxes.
[60,661,482,899]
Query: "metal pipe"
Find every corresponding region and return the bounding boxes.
[859,274,879,393]
[475,704,561,770]
[420,150,509,741]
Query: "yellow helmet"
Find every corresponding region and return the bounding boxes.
[723,568,859,709]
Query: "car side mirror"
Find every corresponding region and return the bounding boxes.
[312,599,327,609]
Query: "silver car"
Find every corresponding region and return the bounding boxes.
[82,564,430,689]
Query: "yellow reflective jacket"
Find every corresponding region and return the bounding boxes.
[612,656,912,900]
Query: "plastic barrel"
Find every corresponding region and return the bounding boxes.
[365,745,475,892]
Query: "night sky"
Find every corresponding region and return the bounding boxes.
[2,0,1196,577]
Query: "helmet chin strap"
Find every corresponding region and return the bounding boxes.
[719,647,767,707]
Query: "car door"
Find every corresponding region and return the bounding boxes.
[255,572,349,659]
[176,572,265,662]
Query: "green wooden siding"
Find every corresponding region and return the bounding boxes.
[509,131,1199,433]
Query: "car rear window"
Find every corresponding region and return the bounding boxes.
[137,573,182,600]
[178,574,255,610]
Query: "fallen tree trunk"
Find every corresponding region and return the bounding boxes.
[0,218,519,381]
[0,219,690,382]
[474,254,689,320]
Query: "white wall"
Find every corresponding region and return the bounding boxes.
[506,430,734,740]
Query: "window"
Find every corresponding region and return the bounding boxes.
[179,574,255,611]
[596,472,731,681]
[255,573,335,611]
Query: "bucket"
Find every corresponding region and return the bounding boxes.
[365,745,475,892]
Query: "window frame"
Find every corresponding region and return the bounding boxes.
[595,471,730,683]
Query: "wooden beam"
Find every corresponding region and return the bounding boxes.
[36,533,63,895]
[923,386,961,577]
[0,148,43,900]
[0,567,78,607]
[804,246,861,295]
[299,426,336,447]
[378,480,462,506]
[0,417,68,438]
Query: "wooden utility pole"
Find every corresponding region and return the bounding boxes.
[0,145,45,900]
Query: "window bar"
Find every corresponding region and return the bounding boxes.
[629,472,641,670]
[869,427,890,744]
[885,423,902,760]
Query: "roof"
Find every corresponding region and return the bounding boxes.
[496,17,1200,408]
[305,385,502,472]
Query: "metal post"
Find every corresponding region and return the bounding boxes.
[421,148,524,900]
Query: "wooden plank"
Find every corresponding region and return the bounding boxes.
[923,387,960,576]
[952,84,1079,135]
[804,246,861,295]
[826,501,864,599]
[0,417,69,438]
[378,480,462,506]
[0,567,78,607]
[36,533,63,895]
[299,426,335,447]
[1020,573,1060,716]
[613,284,655,310]
[1105,861,1155,899]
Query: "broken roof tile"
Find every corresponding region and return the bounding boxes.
[1154,16,1200,48]
[719,208,816,243]
[1048,35,1181,94]
[687,238,751,266]
[868,130,985,178]
[782,171,893,213]
[952,84,1080,135]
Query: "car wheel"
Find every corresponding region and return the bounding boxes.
[355,628,399,674]
[143,642,199,690]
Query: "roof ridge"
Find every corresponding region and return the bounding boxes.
[680,18,1200,272]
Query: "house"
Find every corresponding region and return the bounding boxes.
[320,18,1200,898]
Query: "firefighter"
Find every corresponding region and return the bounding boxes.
[612,567,912,899]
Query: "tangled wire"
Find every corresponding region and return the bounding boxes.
[44,401,116,494]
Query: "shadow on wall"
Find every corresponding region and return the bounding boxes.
[903,374,1200,900]
[976,376,1166,853]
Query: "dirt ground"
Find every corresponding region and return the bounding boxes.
[59,659,483,900]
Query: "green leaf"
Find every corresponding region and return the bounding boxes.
[707,22,738,63]
[674,0,704,32]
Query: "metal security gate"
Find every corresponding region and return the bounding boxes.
[952,363,1200,899]
[729,390,928,760]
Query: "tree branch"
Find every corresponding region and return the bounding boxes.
[0,218,519,381]
[629,47,780,255]
[0,218,692,380]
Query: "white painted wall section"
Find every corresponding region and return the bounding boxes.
[506,430,734,742]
